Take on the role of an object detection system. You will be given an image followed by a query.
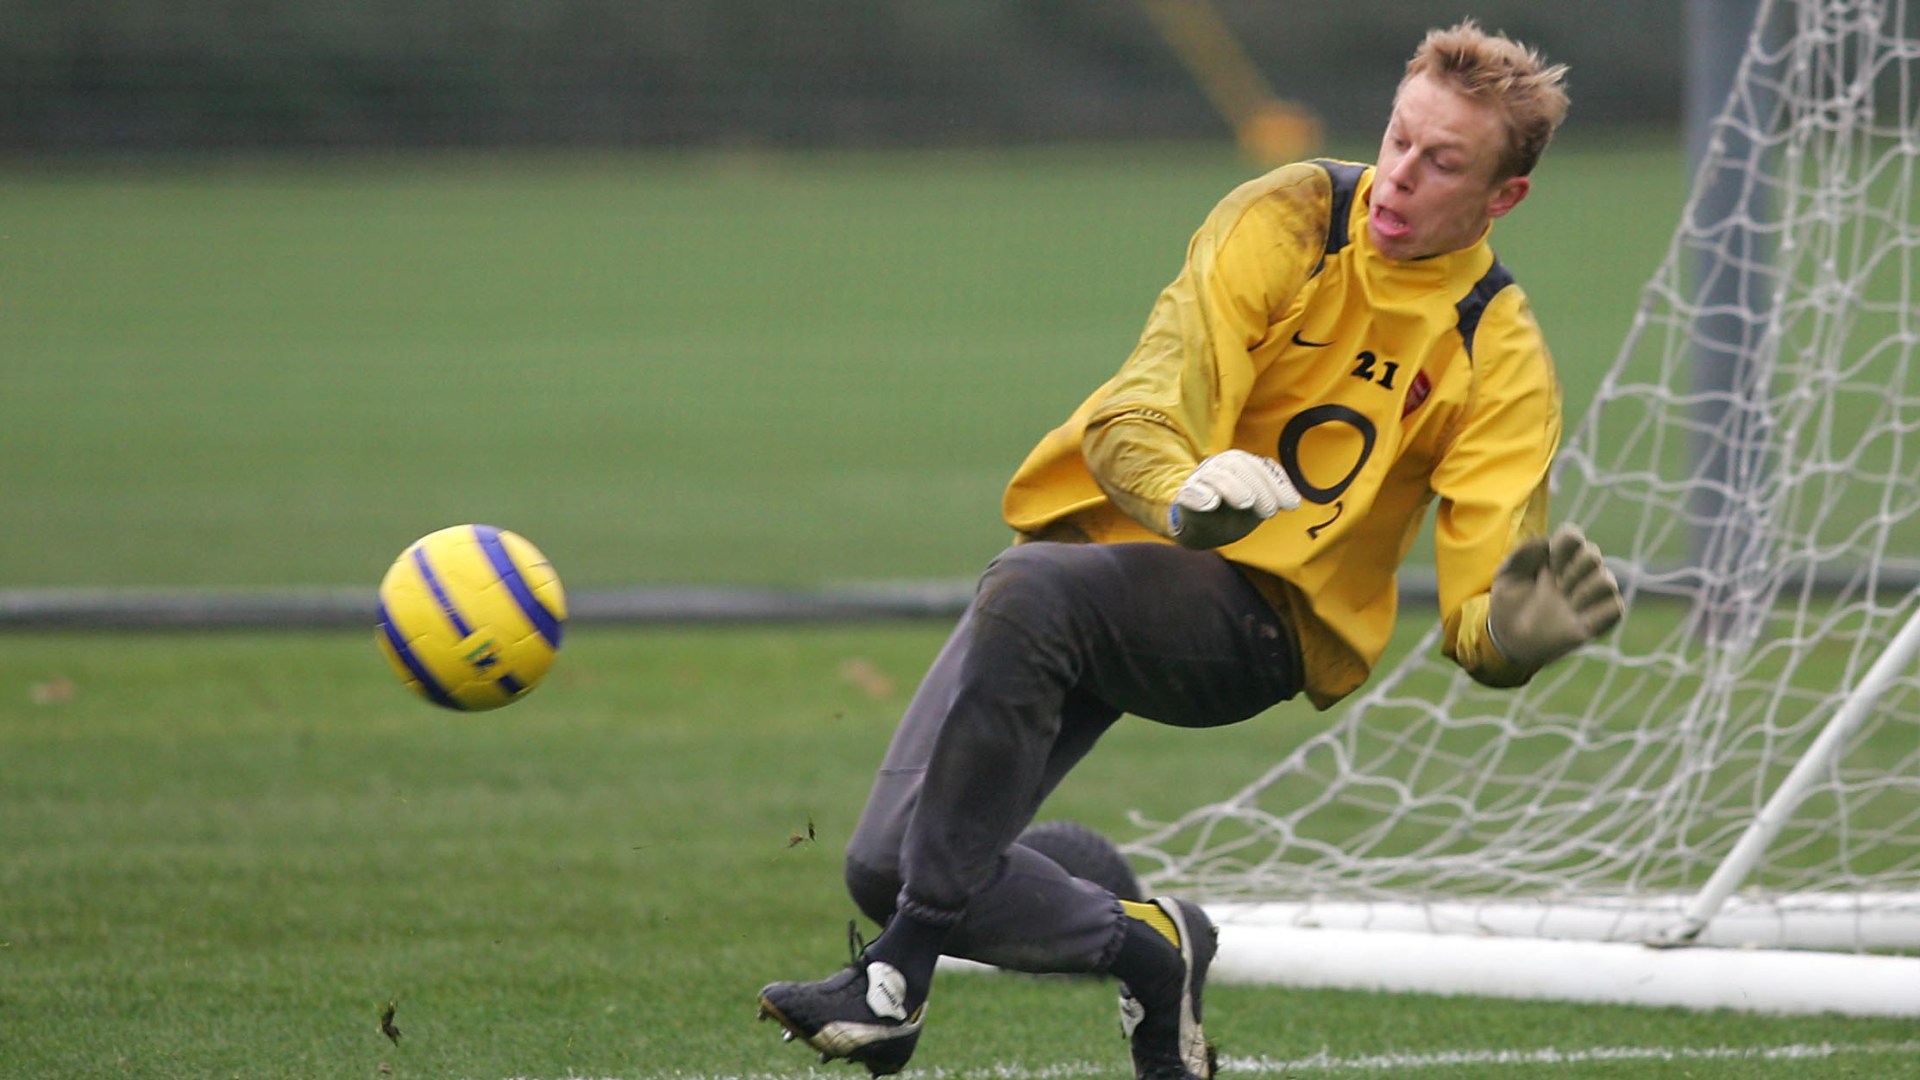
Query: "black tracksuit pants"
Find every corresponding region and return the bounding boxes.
[843,541,1304,975]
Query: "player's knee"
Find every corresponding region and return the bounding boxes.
[974,544,1082,637]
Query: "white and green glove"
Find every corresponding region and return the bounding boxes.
[1168,450,1301,550]
[1487,523,1625,668]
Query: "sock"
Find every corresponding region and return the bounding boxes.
[862,912,949,1012]
[1108,900,1182,994]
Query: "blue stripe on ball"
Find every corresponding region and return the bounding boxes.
[378,600,461,709]
[412,543,475,639]
[473,524,564,649]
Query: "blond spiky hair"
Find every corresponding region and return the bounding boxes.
[1404,18,1571,178]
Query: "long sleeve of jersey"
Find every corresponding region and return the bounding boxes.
[1080,167,1332,532]
[1432,284,1562,688]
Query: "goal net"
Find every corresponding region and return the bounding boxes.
[1128,0,1920,957]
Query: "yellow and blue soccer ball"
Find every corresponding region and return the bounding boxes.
[375,524,567,711]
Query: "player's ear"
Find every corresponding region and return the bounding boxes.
[1487,175,1530,219]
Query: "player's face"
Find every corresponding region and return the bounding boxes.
[1369,73,1531,261]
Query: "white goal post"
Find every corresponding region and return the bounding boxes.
[1127,0,1920,1015]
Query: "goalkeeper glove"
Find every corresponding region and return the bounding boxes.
[1168,450,1301,550]
[1487,523,1624,668]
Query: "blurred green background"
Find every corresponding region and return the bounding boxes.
[3,140,1683,589]
[3,4,1694,591]
[2,3,1684,152]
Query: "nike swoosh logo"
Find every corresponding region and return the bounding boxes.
[1290,331,1333,348]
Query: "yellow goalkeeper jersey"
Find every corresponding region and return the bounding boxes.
[1003,160,1560,708]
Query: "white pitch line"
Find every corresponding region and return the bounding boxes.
[1222,1038,1920,1072]
[504,1037,1920,1080]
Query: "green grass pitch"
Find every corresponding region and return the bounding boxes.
[3,627,1917,1079]
[6,141,1917,1077]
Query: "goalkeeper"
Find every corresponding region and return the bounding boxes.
[758,19,1622,1080]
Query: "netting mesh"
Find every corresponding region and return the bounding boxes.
[1128,0,1920,945]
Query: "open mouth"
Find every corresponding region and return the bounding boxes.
[1371,203,1412,240]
